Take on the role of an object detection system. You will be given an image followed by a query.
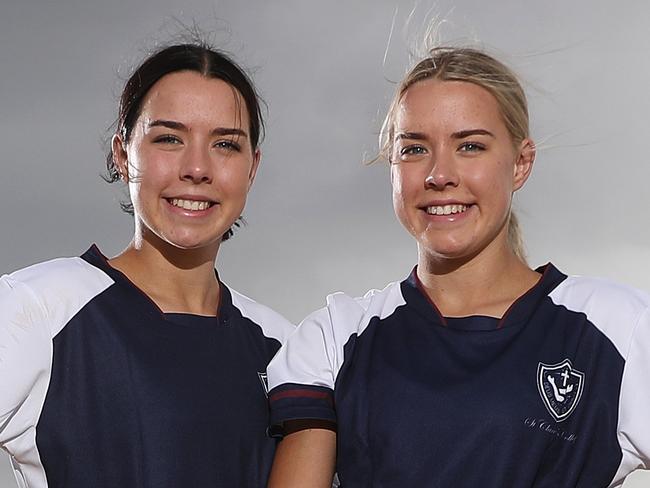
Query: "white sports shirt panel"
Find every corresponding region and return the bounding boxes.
[229,287,295,345]
[269,265,650,486]
[549,276,650,487]
[0,257,113,488]
[267,282,405,392]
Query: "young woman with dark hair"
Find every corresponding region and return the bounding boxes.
[0,43,293,488]
[266,47,650,488]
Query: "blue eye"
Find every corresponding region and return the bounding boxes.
[154,134,181,144]
[400,145,427,156]
[459,142,485,152]
[215,140,242,152]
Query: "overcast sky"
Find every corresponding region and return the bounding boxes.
[1,0,649,485]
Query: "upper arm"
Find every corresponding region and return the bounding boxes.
[617,306,650,471]
[267,306,340,391]
[0,275,51,445]
[267,427,337,488]
[267,291,373,395]
[267,306,344,433]
[265,302,346,487]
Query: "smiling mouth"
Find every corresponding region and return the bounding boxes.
[168,198,215,211]
[425,204,469,216]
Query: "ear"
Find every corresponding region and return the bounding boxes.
[247,148,261,189]
[512,138,535,191]
[111,134,129,182]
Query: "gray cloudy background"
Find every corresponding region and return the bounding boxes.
[1,0,649,486]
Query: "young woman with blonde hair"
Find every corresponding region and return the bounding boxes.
[266,47,650,487]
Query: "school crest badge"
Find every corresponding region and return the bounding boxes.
[537,359,584,422]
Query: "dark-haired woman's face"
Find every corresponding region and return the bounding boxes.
[113,71,259,252]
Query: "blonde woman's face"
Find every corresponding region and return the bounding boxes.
[390,79,534,262]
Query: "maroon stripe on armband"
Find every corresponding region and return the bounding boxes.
[269,388,333,406]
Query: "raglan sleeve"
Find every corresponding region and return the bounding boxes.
[0,274,52,446]
[267,293,360,433]
[616,305,650,476]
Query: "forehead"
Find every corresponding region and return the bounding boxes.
[138,71,249,127]
[395,79,503,132]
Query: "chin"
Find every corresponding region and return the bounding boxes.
[419,238,477,262]
[158,232,224,252]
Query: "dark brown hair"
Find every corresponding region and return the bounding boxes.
[106,42,265,240]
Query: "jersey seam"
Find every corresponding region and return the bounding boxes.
[612,304,650,484]
[327,299,342,387]
[623,305,648,360]
[6,276,51,339]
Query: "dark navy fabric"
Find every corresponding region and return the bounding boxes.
[270,265,629,487]
[35,246,281,488]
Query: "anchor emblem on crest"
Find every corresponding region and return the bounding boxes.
[537,359,584,422]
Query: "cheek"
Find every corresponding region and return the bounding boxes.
[467,160,513,201]
[493,160,516,196]
[391,165,420,199]
[128,146,162,178]
[390,166,420,227]
[127,151,175,198]
[390,166,407,209]
[216,163,253,196]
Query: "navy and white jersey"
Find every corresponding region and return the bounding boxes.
[268,265,650,487]
[0,245,294,488]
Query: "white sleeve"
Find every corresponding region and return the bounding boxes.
[267,306,338,392]
[616,306,650,476]
[267,284,404,429]
[267,292,368,427]
[268,291,368,392]
[0,275,52,446]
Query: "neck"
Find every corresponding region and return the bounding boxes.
[109,234,221,316]
[416,236,540,318]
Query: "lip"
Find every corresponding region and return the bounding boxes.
[164,195,219,217]
[165,193,218,203]
[419,201,475,222]
[420,198,473,207]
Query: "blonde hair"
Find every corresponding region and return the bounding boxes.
[381,47,529,262]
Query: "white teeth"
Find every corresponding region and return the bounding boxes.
[426,204,468,215]
[170,198,212,211]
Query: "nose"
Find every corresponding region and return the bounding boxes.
[424,156,459,189]
[180,144,213,184]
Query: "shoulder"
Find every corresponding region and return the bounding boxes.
[329,279,405,318]
[2,256,114,337]
[550,273,650,320]
[310,280,406,336]
[268,281,406,388]
[6,255,113,290]
[226,285,295,343]
[549,272,650,358]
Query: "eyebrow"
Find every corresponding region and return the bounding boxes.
[451,129,495,139]
[148,119,186,131]
[147,120,249,139]
[394,131,427,141]
[211,127,248,139]
[394,128,495,142]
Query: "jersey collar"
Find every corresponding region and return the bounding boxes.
[81,244,232,324]
[401,263,568,330]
